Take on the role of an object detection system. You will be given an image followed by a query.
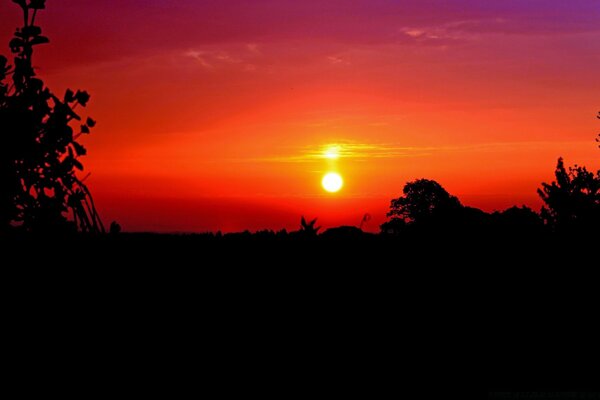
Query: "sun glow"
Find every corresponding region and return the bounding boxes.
[324,145,341,160]
[322,172,343,193]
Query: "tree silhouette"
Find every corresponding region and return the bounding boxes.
[537,158,600,232]
[0,0,103,233]
[380,217,407,235]
[492,206,542,233]
[387,179,462,226]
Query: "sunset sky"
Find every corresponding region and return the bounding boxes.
[1,0,599,232]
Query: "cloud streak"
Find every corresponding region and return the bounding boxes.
[243,141,590,164]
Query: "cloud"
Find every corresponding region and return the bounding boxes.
[13,1,598,72]
[327,55,349,65]
[246,142,435,163]
[215,52,241,63]
[306,143,433,160]
[185,48,244,69]
[403,29,426,38]
[399,19,508,44]
[185,50,213,68]
[246,43,261,54]
[400,13,600,46]
[243,141,578,164]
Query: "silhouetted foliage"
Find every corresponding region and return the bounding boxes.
[382,179,550,236]
[380,218,407,235]
[597,111,599,149]
[491,206,543,233]
[298,216,320,237]
[387,179,463,228]
[458,206,492,229]
[321,226,365,239]
[109,221,122,235]
[538,158,600,232]
[0,1,102,233]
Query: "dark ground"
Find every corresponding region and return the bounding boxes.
[3,232,599,396]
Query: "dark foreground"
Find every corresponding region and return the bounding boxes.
[4,232,599,395]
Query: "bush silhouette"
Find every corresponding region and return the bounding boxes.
[0,1,102,233]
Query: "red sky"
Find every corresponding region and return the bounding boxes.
[1,0,599,232]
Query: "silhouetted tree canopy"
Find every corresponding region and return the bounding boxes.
[0,1,102,233]
[383,179,548,235]
[380,217,407,235]
[538,158,600,232]
[387,179,463,226]
[491,206,543,233]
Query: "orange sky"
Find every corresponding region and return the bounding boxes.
[1,1,599,232]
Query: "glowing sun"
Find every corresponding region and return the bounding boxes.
[324,145,341,160]
[322,172,343,193]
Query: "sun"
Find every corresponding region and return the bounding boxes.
[322,172,343,193]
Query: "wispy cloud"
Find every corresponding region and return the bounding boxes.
[185,50,213,68]
[304,143,432,160]
[185,48,246,69]
[241,141,576,164]
[244,142,434,163]
[400,18,508,44]
[403,28,427,38]
[327,55,349,65]
[246,43,261,54]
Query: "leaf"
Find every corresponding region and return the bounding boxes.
[86,117,96,128]
[12,0,27,10]
[29,78,43,92]
[72,159,84,171]
[64,89,75,103]
[9,38,25,52]
[29,0,46,9]
[0,56,8,81]
[30,36,50,46]
[72,142,87,156]
[80,125,90,134]
[21,26,42,38]
[75,90,90,106]
[69,110,81,121]
[14,56,33,78]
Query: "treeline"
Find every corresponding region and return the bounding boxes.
[381,156,599,236]
[192,155,600,239]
